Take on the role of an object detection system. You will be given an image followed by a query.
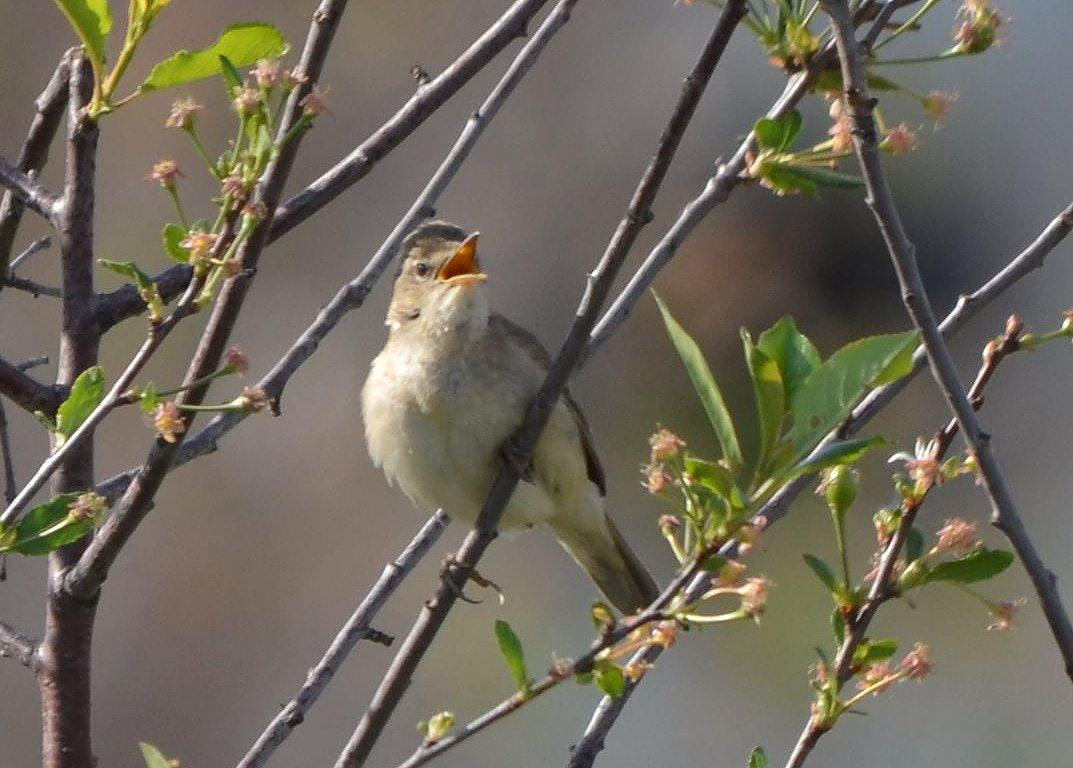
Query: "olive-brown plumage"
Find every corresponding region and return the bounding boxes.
[361,220,657,612]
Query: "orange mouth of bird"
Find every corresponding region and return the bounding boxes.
[437,233,487,285]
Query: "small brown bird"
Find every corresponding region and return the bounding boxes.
[361,220,658,612]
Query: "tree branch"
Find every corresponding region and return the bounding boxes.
[0,355,63,416]
[38,53,101,768]
[820,0,1073,679]
[235,511,450,768]
[0,51,71,273]
[89,0,552,334]
[0,157,61,224]
[0,619,39,670]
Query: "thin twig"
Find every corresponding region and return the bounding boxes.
[0,398,16,503]
[0,52,71,269]
[3,274,62,297]
[235,511,450,768]
[89,0,552,334]
[821,0,1073,680]
[0,158,60,224]
[9,236,53,271]
[0,619,39,670]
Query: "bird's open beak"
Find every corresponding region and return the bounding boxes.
[437,233,487,285]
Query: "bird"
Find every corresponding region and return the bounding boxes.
[361,220,658,613]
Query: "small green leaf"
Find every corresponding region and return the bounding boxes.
[757,161,819,196]
[162,223,188,263]
[55,366,106,444]
[803,553,837,593]
[494,619,530,695]
[905,526,925,563]
[754,110,802,152]
[138,382,161,414]
[8,494,93,555]
[747,746,769,768]
[831,606,846,643]
[743,333,785,479]
[99,258,154,290]
[54,0,112,73]
[593,663,627,699]
[769,161,864,193]
[654,293,743,471]
[139,742,173,768]
[925,549,1014,585]
[778,437,884,485]
[756,316,821,405]
[683,456,738,500]
[217,55,245,92]
[141,23,288,92]
[814,69,903,93]
[698,554,728,573]
[853,637,899,666]
[786,331,918,460]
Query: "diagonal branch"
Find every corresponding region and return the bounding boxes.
[0,619,39,670]
[90,0,552,334]
[0,355,63,416]
[820,0,1073,679]
[0,51,72,272]
[235,511,450,768]
[0,157,60,225]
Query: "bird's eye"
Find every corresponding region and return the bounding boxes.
[413,261,433,279]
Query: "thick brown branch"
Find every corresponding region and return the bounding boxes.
[38,54,101,768]
[0,356,63,416]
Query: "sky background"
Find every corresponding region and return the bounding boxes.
[2,1,1073,767]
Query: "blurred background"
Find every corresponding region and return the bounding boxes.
[2,1,1072,766]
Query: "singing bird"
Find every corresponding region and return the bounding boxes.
[361,220,658,612]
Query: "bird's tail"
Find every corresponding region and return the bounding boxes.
[547,496,659,614]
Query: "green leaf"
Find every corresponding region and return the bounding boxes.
[905,526,925,563]
[803,553,837,593]
[754,110,802,152]
[771,161,864,192]
[778,436,884,485]
[698,554,728,573]
[786,331,918,459]
[162,223,189,263]
[139,742,173,768]
[654,293,743,471]
[757,161,819,197]
[747,746,769,768]
[8,494,93,555]
[814,69,903,93]
[743,333,785,479]
[54,0,112,73]
[494,619,530,695]
[925,549,1014,585]
[831,606,846,643]
[853,637,899,666]
[755,316,821,405]
[55,366,106,444]
[217,55,245,92]
[683,456,738,501]
[593,663,626,699]
[140,23,288,92]
[99,258,154,290]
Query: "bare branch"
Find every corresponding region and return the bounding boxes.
[9,236,53,271]
[0,399,15,503]
[269,0,552,241]
[820,0,1073,679]
[0,158,60,224]
[0,52,71,269]
[236,511,450,768]
[91,264,192,333]
[0,620,39,670]
[0,355,62,416]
